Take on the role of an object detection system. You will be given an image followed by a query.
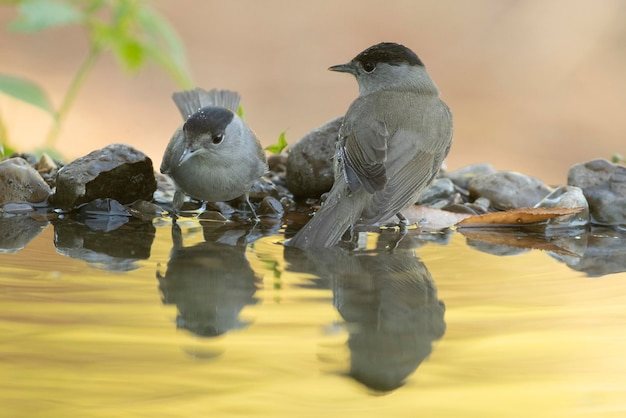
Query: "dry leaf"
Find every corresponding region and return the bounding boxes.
[456,207,585,227]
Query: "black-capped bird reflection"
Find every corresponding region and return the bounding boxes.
[293,245,446,393]
[156,222,262,337]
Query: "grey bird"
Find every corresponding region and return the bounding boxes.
[288,42,453,249]
[160,88,267,217]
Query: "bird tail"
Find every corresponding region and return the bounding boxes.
[172,88,242,120]
[287,186,367,249]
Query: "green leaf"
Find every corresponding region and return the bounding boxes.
[0,74,56,117]
[265,131,289,154]
[237,105,245,119]
[8,0,83,32]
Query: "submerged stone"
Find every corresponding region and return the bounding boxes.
[51,143,156,211]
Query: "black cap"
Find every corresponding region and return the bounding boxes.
[183,106,234,138]
[353,42,423,68]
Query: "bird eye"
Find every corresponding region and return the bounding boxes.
[362,61,376,73]
[212,134,224,145]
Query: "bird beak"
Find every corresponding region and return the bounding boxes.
[329,62,357,75]
[177,146,195,166]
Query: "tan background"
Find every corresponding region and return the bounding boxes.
[1,0,625,185]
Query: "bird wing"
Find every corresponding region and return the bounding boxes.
[172,88,242,120]
[363,100,453,223]
[341,117,389,194]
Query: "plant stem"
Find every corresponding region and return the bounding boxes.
[44,44,103,149]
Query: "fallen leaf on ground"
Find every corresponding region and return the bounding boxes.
[456,207,585,227]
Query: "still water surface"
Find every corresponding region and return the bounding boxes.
[1,216,626,417]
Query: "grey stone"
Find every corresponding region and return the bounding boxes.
[258,196,284,217]
[52,143,156,211]
[286,116,342,198]
[534,185,589,228]
[0,157,51,204]
[418,177,456,206]
[468,171,552,210]
[567,159,626,225]
[444,163,496,190]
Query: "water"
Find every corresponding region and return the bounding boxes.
[1,215,626,417]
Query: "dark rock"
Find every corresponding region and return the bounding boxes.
[286,116,342,198]
[567,159,626,225]
[418,178,456,206]
[52,143,156,211]
[258,196,284,217]
[468,171,552,210]
[267,153,287,174]
[0,157,51,204]
[247,177,278,201]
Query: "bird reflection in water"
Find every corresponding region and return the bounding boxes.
[156,221,265,337]
[289,234,446,393]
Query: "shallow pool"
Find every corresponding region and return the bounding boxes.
[1,215,626,417]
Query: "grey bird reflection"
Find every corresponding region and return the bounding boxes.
[156,222,264,337]
[287,240,446,392]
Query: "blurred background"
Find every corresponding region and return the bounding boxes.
[1,0,625,185]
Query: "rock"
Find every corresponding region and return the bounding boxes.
[468,171,552,210]
[247,177,278,201]
[444,163,496,190]
[0,157,51,204]
[267,153,287,174]
[286,116,342,198]
[418,177,456,206]
[36,153,58,175]
[258,196,284,217]
[567,159,626,225]
[534,186,589,228]
[52,144,156,211]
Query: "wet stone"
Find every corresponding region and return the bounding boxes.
[0,157,51,204]
[258,196,284,217]
[468,171,552,210]
[534,185,589,228]
[444,163,496,190]
[418,177,456,206]
[286,116,342,198]
[52,143,157,211]
[567,159,626,225]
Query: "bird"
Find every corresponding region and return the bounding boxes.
[160,88,267,218]
[288,42,453,249]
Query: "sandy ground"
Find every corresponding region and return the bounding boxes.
[1,0,625,185]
